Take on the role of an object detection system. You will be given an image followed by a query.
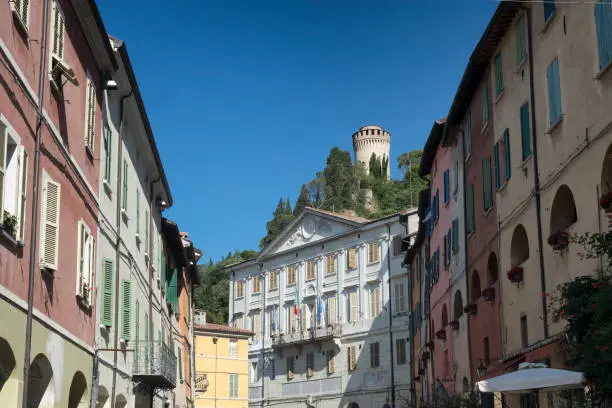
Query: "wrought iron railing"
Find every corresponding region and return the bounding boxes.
[271,324,341,347]
[132,340,177,387]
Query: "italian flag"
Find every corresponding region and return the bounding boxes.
[294,291,299,315]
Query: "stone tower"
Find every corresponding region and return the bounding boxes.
[352,125,391,180]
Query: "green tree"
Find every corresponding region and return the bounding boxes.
[260,197,295,249]
[369,153,383,179]
[322,147,357,211]
[294,184,312,216]
[307,172,325,208]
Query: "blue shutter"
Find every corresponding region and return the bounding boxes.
[452,218,459,253]
[446,229,452,265]
[443,234,448,267]
[547,58,562,126]
[494,53,504,96]
[503,129,511,181]
[444,170,450,203]
[516,13,526,65]
[544,1,555,22]
[494,142,501,190]
[520,103,532,160]
[595,0,612,70]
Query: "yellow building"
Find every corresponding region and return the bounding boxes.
[194,315,253,408]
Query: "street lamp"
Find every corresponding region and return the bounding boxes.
[476,360,487,379]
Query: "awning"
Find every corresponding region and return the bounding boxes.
[476,363,585,394]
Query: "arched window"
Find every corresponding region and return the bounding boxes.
[0,338,17,406]
[550,185,577,233]
[453,291,464,320]
[68,371,88,408]
[601,143,612,195]
[471,271,481,302]
[510,225,529,266]
[27,354,54,408]
[487,252,499,285]
[441,304,448,328]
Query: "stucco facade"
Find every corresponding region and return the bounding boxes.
[352,125,391,179]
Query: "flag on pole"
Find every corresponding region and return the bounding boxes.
[294,291,299,315]
[271,305,277,331]
[317,296,323,324]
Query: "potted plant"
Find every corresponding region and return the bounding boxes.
[482,287,495,302]
[599,191,612,211]
[463,303,477,315]
[548,231,570,251]
[507,266,524,283]
[2,212,17,239]
[448,320,460,331]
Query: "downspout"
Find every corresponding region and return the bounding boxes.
[110,89,133,408]
[399,216,416,405]
[149,174,162,407]
[525,5,549,339]
[386,223,396,408]
[22,1,50,406]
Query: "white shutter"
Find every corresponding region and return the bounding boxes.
[85,79,96,152]
[89,235,95,304]
[41,178,61,270]
[349,292,358,323]
[253,313,260,340]
[76,222,84,294]
[327,296,336,325]
[17,147,28,242]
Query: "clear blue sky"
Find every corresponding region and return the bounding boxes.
[97,0,498,263]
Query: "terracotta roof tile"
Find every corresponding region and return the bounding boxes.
[194,323,253,336]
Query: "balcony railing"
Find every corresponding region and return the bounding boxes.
[132,340,177,389]
[271,324,341,348]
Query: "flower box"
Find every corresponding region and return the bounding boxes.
[507,266,524,283]
[435,328,447,340]
[448,320,460,331]
[548,231,569,251]
[463,303,477,315]
[600,192,612,210]
[482,287,495,302]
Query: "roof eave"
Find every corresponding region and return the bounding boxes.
[162,218,187,267]
[418,120,446,177]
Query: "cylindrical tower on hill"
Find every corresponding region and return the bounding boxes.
[352,125,391,180]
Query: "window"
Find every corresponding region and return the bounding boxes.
[595,0,612,70]
[286,356,295,379]
[482,157,493,211]
[288,304,298,331]
[503,129,511,182]
[370,342,380,368]
[269,270,278,290]
[235,280,245,298]
[443,169,450,203]
[103,125,111,182]
[547,58,562,126]
[287,265,297,285]
[11,0,30,28]
[435,248,440,282]
[482,79,489,127]
[40,175,61,270]
[270,358,276,380]
[494,52,504,97]
[370,285,381,318]
[484,337,490,366]
[394,282,406,313]
[443,234,448,267]
[453,161,459,195]
[464,114,472,158]
[229,374,239,398]
[494,142,501,191]
[51,0,65,60]
[101,259,114,327]
[520,315,529,348]
[252,277,261,294]
[229,339,237,357]
[520,103,532,160]
[121,280,132,341]
[326,296,336,325]
[76,220,95,303]
[121,159,128,211]
[348,291,358,323]
[84,78,96,153]
[392,235,404,256]
[348,346,357,371]
[396,338,407,365]
[434,190,439,223]
[136,189,140,237]
[452,218,459,254]
[306,260,316,281]
[544,0,555,21]
[346,247,358,270]
[251,361,258,383]
[233,314,244,329]
[327,351,335,374]
[516,12,526,66]
[367,242,379,264]
[445,229,451,267]
[326,254,336,275]
[306,352,314,377]
[252,313,261,340]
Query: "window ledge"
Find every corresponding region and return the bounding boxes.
[0,228,22,253]
[135,233,141,244]
[76,295,92,312]
[595,59,612,80]
[546,115,564,135]
[235,296,244,300]
[102,179,112,196]
[494,90,505,105]
[444,199,450,207]
[85,145,94,161]
[540,12,558,37]
[497,181,508,193]
[367,261,380,266]
[286,284,296,288]
[483,207,494,218]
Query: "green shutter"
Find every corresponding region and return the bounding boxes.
[168,268,178,312]
[595,0,612,70]
[161,250,166,290]
[494,142,501,190]
[482,79,489,125]
[520,103,532,160]
[547,58,562,126]
[145,210,149,253]
[504,129,511,181]
[135,301,140,368]
[122,159,128,210]
[466,184,475,234]
[101,259,114,327]
[464,114,472,157]
[482,157,492,211]
[103,125,111,181]
[452,218,459,253]
[516,13,526,65]
[494,53,504,96]
[144,313,149,370]
[121,280,132,340]
[178,346,183,380]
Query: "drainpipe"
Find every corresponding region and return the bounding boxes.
[22,1,50,406]
[399,215,416,405]
[525,5,549,339]
[149,174,162,406]
[386,223,396,408]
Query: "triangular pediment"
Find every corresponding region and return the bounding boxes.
[259,208,367,259]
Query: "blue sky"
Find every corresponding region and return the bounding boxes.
[97,0,498,263]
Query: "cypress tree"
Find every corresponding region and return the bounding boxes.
[294,184,312,216]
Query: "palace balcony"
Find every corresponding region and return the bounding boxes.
[271,324,341,348]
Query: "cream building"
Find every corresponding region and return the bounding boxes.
[352,125,391,179]
[227,207,418,408]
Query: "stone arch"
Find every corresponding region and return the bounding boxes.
[0,337,18,406]
[27,353,54,408]
[453,291,463,320]
[441,304,448,328]
[550,185,578,233]
[510,225,529,266]
[68,371,88,408]
[601,142,612,194]
[115,394,128,408]
[487,252,499,285]
[95,386,110,408]
[471,271,481,302]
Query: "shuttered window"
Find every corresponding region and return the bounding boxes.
[494,52,504,97]
[452,218,459,254]
[392,235,404,256]
[17,147,28,242]
[494,142,501,190]
[443,234,448,267]
[121,280,132,340]
[76,220,94,302]
[370,285,381,318]
[464,114,472,158]
[144,313,149,369]
[466,184,475,234]
[12,0,30,28]
[269,270,278,290]
[368,242,379,264]
[482,79,489,126]
[547,58,562,126]
[235,280,244,298]
[101,259,114,327]
[394,282,406,313]
[327,351,335,374]
[348,346,357,371]
[503,129,511,181]
[326,255,336,275]
[229,374,239,397]
[516,13,526,66]
[482,157,493,211]
[41,177,61,270]
[370,342,380,368]
[84,78,96,152]
[252,277,261,294]
[134,301,140,370]
[453,160,459,195]
[306,261,316,280]
[443,169,450,203]
[301,304,309,331]
[446,229,452,266]
[349,291,358,323]
[347,248,358,270]
[253,313,261,340]
[167,268,178,313]
[51,1,65,60]
[544,0,556,22]
[396,338,407,365]
[435,248,440,283]
[287,265,297,285]
[103,125,111,182]
[520,103,532,160]
[327,296,336,324]
[595,0,612,70]
[144,210,149,255]
[121,160,128,211]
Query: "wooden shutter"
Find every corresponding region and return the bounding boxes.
[452,218,459,253]
[520,103,531,160]
[326,255,335,274]
[17,147,28,241]
[41,178,61,270]
[103,125,111,181]
[443,169,449,202]
[144,210,149,253]
[88,235,95,303]
[446,229,452,265]
[253,313,261,340]
[301,305,308,331]
[101,259,114,327]
[85,79,96,151]
[328,296,336,324]
[168,268,178,311]
[494,142,501,190]
[494,53,503,96]
[547,58,562,126]
[52,2,60,56]
[347,248,357,269]
[370,286,380,318]
[327,351,335,374]
[348,346,356,371]
[307,261,315,280]
[121,280,132,340]
[503,129,511,181]
[516,13,526,65]
[349,292,358,322]
[595,1,612,69]
[368,243,379,263]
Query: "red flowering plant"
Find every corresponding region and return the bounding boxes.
[506,266,524,283]
[600,192,612,210]
[547,231,570,251]
[549,230,612,404]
